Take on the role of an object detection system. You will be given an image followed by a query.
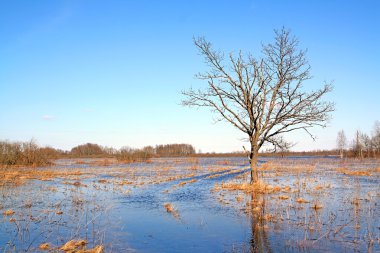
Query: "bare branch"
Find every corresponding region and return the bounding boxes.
[183,28,335,182]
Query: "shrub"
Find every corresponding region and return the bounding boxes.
[0,140,51,167]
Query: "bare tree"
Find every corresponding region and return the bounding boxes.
[360,133,372,158]
[352,130,364,159]
[372,121,380,157]
[336,130,347,158]
[182,28,335,183]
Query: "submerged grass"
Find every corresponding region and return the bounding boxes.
[1,157,379,252]
[164,203,180,219]
[218,180,282,194]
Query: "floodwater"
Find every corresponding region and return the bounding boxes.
[0,157,379,252]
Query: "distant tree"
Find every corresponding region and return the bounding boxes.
[102,146,117,156]
[155,144,195,156]
[39,146,63,159]
[336,130,347,158]
[352,130,364,159]
[182,28,335,183]
[142,146,155,155]
[372,121,380,157]
[360,133,372,158]
[0,140,51,166]
[116,146,152,163]
[70,143,104,157]
[268,136,294,158]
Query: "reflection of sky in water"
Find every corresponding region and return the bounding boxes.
[0,157,379,252]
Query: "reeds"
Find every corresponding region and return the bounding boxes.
[164,203,180,219]
[219,180,282,194]
[337,167,372,176]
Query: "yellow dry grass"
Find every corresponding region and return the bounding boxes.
[314,185,324,190]
[77,245,104,253]
[39,243,50,250]
[311,203,323,210]
[236,195,244,202]
[60,239,87,251]
[3,209,15,216]
[58,239,103,253]
[0,168,84,186]
[178,178,197,187]
[163,203,180,219]
[219,180,282,194]
[259,162,273,171]
[164,203,175,213]
[296,198,310,203]
[337,168,372,176]
[115,180,133,185]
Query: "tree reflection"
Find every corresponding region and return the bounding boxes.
[249,193,271,253]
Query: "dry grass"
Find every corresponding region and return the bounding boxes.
[259,162,273,171]
[3,209,15,216]
[311,202,323,210]
[218,180,282,194]
[79,245,104,253]
[216,160,231,165]
[164,203,175,213]
[115,180,133,185]
[60,239,87,251]
[58,239,104,253]
[39,243,50,250]
[163,203,180,219]
[188,157,200,170]
[262,163,316,173]
[336,167,372,176]
[296,198,310,203]
[178,178,197,187]
[2,157,379,252]
[314,185,324,190]
[0,168,85,186]
[63,181,86,187]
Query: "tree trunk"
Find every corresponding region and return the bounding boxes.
[249,145,259,184]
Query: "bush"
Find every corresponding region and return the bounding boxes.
[115,147,152,163]
[0,140,51,167]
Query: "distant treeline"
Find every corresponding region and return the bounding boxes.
[68,143,195,158]
[336,121,380,158]
[0,140,196,167]
[194,150,340,158]
[2,127,380,167]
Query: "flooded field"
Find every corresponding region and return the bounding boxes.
[1,157,379,252]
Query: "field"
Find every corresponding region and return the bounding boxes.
[1,157,379,252]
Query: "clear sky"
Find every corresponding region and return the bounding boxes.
[1,1,379,152]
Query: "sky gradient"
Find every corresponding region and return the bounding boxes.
[1,1,379,152]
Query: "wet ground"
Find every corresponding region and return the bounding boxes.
[0,157,379,252]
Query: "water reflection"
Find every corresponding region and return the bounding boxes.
[249,193,271,253]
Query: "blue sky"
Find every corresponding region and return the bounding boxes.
[0,0,379,152]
